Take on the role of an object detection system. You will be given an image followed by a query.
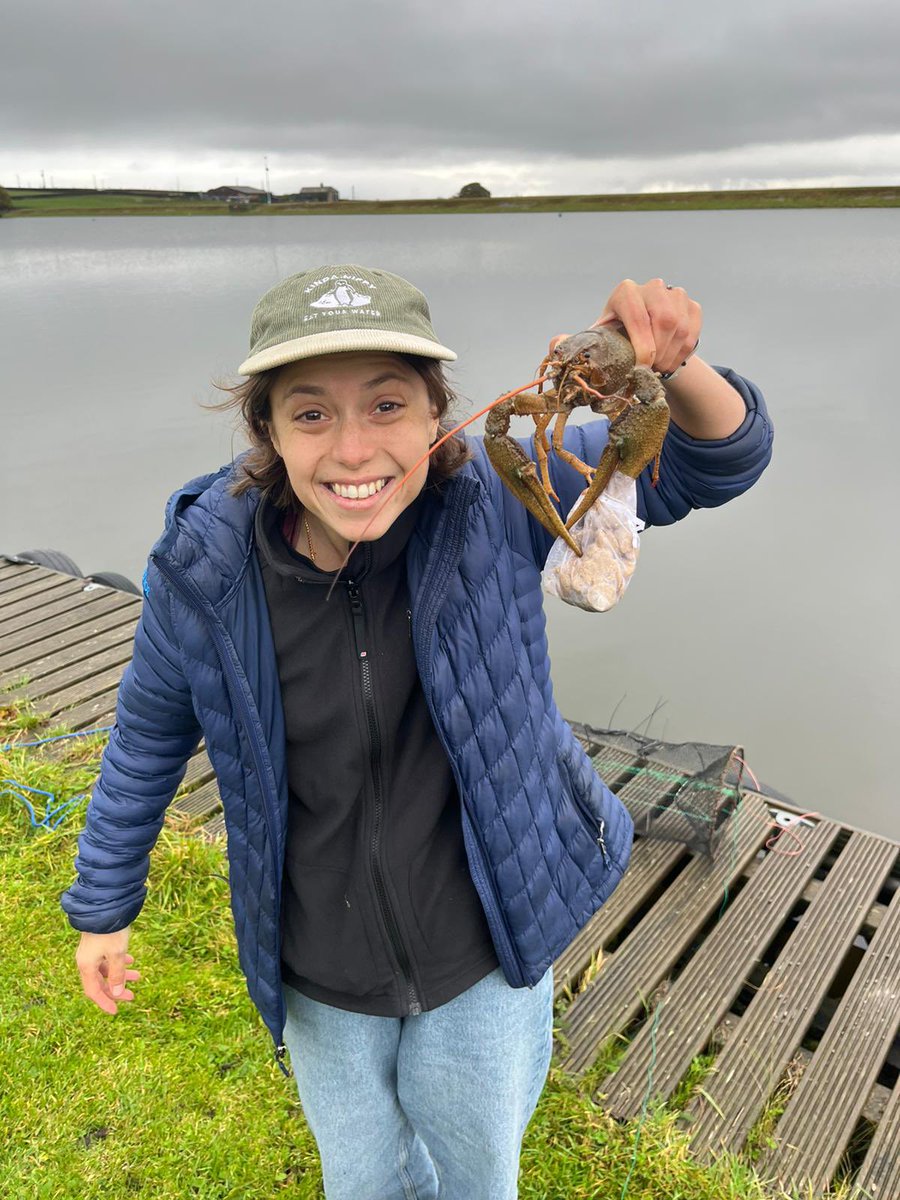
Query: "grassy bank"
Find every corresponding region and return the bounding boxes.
[4,184,899,218]
[1,699,852,1199]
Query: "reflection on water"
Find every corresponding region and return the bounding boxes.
[1,211,897,837]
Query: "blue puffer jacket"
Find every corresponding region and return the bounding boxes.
[62,369,772,1065]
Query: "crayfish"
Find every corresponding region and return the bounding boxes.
[483,326,670,555]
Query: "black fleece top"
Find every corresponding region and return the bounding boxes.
[254,493,497,1016]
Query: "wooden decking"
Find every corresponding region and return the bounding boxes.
[2,558,898,1198]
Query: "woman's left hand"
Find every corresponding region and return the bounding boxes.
[549,277,703,377]
[548,278,747,440]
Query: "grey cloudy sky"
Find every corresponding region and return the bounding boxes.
[3,0,898,196]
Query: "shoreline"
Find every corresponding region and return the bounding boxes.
[4,184,899,218]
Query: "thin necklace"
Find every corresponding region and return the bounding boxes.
[302,513,317,564]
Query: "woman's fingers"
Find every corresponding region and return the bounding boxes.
[590,279,656,366]
[75,928,136,1014]
[590,278,702,373]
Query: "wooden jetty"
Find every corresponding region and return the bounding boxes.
[2,557,898,1198]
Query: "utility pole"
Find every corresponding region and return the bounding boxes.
[264,155,271,203]
[41,169,46,189]
[93,174,97,190]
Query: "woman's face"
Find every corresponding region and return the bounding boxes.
[268,352,439,555]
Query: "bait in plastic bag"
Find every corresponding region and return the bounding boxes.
[542,471,645,612]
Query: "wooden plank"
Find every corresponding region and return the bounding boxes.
[553,835,687,1001]
[712,1012,893,1128]
[176,748,214,794]
[0,588,133,640]
[854,1073,900,1199]
[0,606,140,676]
[19,639,135,703]
[199,811,226,841]
[35,663,130,716]
[687,832,897,1158]
[0,565,41,595]
[553,744,698,998]
[171,778,221,820]
[0,573,82,611]
[0,591,139,655]
[57,691,122,731]
[602,817,841,1118]
[0,576,87,621]
[0,620,139,688]
[559,793,769,1075]
[758,885,900,1195]
[741,853,892,935]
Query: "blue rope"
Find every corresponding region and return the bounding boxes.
[0,725,111,829]
[1,780,88,830]
[0,725,113,753]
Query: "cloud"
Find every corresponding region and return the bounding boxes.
[2,0,898,194]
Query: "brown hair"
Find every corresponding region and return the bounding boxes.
[212,354,472,511]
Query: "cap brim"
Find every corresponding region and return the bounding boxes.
[239,329,457,375]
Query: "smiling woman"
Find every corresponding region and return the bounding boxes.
[61,262,773,1200]
[218,349,469,572]
[267,354,438,569]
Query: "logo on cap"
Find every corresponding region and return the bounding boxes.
[310,279,372,310]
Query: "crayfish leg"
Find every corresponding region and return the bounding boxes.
[533,412,559,501]
[551,411,595,482]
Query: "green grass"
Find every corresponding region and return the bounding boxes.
[3,184,899,218]
[0,703,857,1198]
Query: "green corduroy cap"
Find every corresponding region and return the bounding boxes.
[238,264,457,375]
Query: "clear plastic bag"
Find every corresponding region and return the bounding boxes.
[542,471,645,612]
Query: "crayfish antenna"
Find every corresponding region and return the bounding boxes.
[323,374,549,602]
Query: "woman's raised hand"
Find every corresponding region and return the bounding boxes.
[75,927,140,1014]
[549,277,703,377]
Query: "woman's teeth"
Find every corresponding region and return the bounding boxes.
[327,478,388,499]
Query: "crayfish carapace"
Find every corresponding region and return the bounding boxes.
[483,326,670,555]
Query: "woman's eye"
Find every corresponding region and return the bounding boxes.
[376,401,401,414]
[293,410,323,423]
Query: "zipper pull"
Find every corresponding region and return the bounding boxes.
[346,581,367,659]
[274,1043,291,1078]
[597,818,611,868]
[406,608,412,639]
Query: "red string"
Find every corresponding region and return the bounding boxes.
[734,754,821,857]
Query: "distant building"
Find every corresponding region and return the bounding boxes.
[293,183,340,203]
[204,185,267,202]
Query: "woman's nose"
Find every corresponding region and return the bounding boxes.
[333,417,373,467]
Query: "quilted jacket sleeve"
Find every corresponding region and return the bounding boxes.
[484,366,773,567]
[60,559,202,933]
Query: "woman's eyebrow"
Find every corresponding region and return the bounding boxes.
[284,383,326,397]
[281,372,410,401]
[362,372,410,389]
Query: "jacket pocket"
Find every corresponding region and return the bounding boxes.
[557,751,613,870]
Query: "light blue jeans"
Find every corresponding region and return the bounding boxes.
[282,966,553,1200]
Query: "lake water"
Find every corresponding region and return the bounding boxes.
[1,211,898,838]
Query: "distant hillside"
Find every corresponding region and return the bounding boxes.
[4,184,898,218]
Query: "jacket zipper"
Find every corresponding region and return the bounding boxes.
[577,803,612,868]
[410,484,527,987]
[152,554,290,1073]
[346,580,423,1016]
